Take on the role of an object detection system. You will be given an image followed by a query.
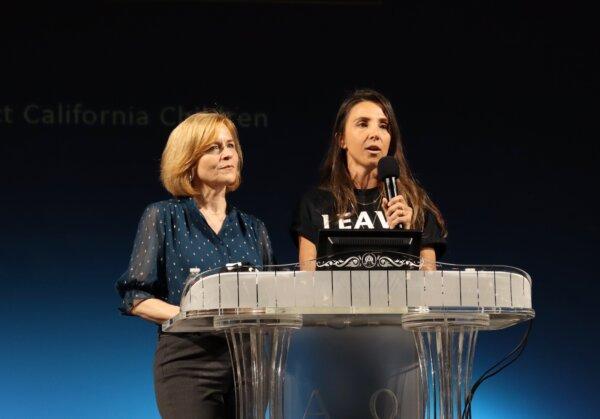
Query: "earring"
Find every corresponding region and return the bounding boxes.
[189,171,194,182]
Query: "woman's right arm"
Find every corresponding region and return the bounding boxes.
[298,235,317,271]
[131,298,180,324]
[116,203,175,323]
[292,190,320,271]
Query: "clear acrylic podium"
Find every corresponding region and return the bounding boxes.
[163,257,534,419]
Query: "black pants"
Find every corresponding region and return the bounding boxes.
[154,332,235,419]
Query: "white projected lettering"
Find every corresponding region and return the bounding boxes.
[160,105,268,128]
[0,103,269,129]
[22,103,149,126]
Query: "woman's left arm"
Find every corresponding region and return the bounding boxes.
[383,197,441,270]
[256,219,275,266]
[420,247,437,271]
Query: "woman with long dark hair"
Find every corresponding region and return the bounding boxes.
[292,89,446,269]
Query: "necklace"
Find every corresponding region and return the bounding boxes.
[200,208,226,221]
[194,198,227,221]
[356,192,383,206]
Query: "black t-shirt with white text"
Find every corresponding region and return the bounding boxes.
[291,187,447,258]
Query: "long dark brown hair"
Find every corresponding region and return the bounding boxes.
[319,89,447,235]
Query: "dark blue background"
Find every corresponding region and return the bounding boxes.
[1,2,597,418]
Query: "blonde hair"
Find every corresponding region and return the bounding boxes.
[160,112,243,197]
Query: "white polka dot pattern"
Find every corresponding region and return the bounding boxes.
[115,197,274,315]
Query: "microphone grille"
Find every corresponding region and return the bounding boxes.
[377,156,400,180]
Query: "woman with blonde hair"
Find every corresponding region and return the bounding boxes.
[116,112,273,418]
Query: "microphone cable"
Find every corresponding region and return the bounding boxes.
[461,318,534,419]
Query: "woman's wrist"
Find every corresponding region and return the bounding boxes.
[132,298,181,324]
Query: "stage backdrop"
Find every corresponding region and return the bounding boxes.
[1,3,597,418]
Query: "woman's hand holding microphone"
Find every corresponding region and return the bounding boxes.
[383,191,413,229]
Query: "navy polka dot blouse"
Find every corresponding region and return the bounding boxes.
[116,197,274,315]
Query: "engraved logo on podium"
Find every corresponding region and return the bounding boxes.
[369,388,399,419]
[362,253,377,268]
[316,252,420,269]
[302,389,331,419]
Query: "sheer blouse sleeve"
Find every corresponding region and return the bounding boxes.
[256,219,275,266]
[115,203,166,315]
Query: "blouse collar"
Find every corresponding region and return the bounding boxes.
[183,197,236,237]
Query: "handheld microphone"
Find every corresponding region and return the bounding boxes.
[377,157,402,229]
[377,156,400,201]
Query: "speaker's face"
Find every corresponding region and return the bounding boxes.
[194,124,240,189]
[340,101,391,171]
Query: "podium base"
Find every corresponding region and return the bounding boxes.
[403,313,489,419]
[215,314,302,419]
